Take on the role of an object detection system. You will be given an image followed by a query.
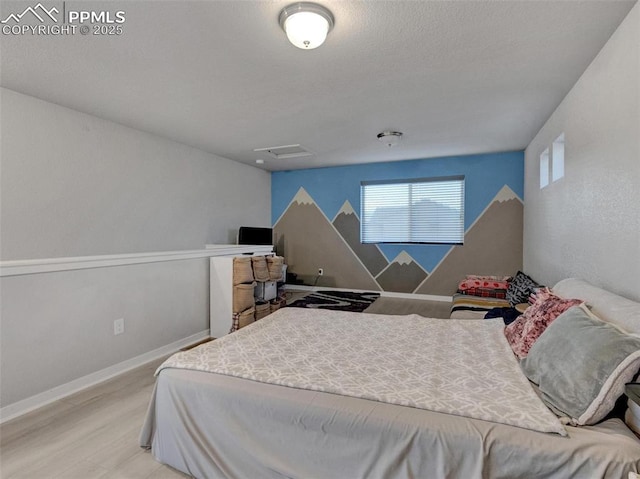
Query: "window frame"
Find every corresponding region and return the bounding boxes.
[360,175,465,246]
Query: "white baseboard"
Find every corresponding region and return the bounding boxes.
[380,291,452,302]
[0,330,210,424]
[285,284,451,303]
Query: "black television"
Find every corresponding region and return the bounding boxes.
[238,226,273,246]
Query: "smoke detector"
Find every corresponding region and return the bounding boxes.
[377,131,403,147]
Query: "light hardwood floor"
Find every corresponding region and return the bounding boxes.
[1,297,451,479]
[0,357,190,479]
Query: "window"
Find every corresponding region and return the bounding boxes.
[360,176,465,245]
[540,148,550,189]
[552,133,565,182]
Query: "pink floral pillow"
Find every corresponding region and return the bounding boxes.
[504,290,583,359]
[458,276,511,298]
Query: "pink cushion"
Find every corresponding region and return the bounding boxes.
[504,289,583,359]
[458,275,512,299]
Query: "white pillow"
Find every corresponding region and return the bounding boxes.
[553,278,640,335]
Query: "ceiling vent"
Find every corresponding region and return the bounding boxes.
[253,144,313,159]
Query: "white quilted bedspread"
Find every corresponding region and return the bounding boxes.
[158,308,566,435]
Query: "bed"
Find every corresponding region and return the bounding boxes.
[140,279,640,478]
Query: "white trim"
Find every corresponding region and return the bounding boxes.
[0,330,210,424]
[285,284,451,303]
[379,290,451,302]
[0,245,274,277]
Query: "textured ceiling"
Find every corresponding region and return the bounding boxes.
[1,0,636,171]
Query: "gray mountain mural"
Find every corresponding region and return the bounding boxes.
[415,186,523,295]
[274,185,522,295]
[376,252,428,293]
[274,188,380,291]
[332,200,388,276]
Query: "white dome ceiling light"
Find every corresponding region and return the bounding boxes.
[279,2,334,50]
[377,131,403,147]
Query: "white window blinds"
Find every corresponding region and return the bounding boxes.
[360,176,465,244]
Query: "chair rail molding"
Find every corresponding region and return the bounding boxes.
[0,245,274,277]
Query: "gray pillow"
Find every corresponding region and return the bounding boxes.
[521,304,640,425]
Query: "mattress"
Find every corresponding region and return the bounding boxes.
[140,308,640,479]
[140,368,640,479]
[155,309,564,435]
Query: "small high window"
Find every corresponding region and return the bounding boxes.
[552,133,565,182]
[540,148,550,189]
[360,176,465,245]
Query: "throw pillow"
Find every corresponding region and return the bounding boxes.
[463,274,512,281]
[521,304,640,425]
[457,276,511,299]
[506,271,540,306]
[504,290,582,359]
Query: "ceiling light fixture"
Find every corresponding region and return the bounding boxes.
[279,2,334,50]
[377,131,403,147]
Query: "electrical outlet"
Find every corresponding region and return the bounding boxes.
[318,268,324,276]
[114,318,125,335]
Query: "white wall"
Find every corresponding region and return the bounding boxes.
[1,88,271,259]
[0,259,208,406]
[523,4,639,301]
[0,89,271,410]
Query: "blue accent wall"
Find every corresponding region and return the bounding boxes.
[272,151,524,273]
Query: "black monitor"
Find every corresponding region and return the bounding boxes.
[238,226,273,245]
